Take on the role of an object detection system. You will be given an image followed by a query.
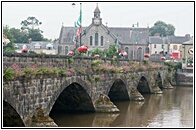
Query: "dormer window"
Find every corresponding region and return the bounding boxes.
[34,43,41,49]
[23,44,27,49]
[46,43,54,50]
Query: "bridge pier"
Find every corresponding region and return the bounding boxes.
[94,93,120,113]
[27,108,57,127]
[129,88,145,101]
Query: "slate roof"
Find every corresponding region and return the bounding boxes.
[182,40,193,45]
[59,26,87,44]
[59,26,149,45]
[149,36,168,44]
[168,36,190,44]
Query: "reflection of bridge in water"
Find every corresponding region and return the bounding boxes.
[3,53,173,127]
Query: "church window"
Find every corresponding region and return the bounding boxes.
[125,47,129,59]
[95,33,99,46]
[58,46,62,54]
[90,36,93,46]
[65,46,68,55]
[101,36,104,46]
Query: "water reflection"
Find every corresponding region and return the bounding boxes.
[52,87,193,127]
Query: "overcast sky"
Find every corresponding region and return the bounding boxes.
[2,2,194,40]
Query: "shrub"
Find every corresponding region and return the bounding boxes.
[3,67,15,80]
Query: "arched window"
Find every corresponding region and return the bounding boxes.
[101,36,104,46]
[95,33,98,46]
[58,46,62,54]
[90,36,93,46]
[125,47,129,59]
[65,46,68,55]
[137,47,142,60]
[145,47,149,53]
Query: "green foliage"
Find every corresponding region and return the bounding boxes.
[68,58,74,64]
[3,43,16,52]
[95,76,100,82]
[3,25,16,52]
[9,27,28,43]
[164,62,182,71]
[3,16,48,45]
[87,74,92,82]
[3,67,15,80]
[74,49,82,56]
[51,68,59,74]
[24,67,31,77]
[92,59,102,66]
[149,21,175,36]
[21,16,42,30]
[111,59,117,65]
[91,47,104,58]
[28,29,44,41]
[105,45,121,58]
[59,70,66,75]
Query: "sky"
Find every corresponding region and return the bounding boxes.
[2,1,194,40]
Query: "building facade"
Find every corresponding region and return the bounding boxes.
[58,4,149,60]
[14,41,58,55]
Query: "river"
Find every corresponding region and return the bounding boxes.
[50,86,194,128]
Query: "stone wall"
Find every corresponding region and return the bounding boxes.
[175,73,193,86]
[3,52,168,127]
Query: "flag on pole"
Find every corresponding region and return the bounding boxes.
[115,37,119,53]
[75,3,82,40]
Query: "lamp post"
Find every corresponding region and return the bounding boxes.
[132,22,139,60]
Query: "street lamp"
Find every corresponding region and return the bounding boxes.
[72,3,76,8]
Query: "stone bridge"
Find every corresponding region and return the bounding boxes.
[3,53,173,127]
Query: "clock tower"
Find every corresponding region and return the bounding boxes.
[92,4,102,25]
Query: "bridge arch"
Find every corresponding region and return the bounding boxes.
[107,77,129,101]
[3,100,25,127]
[137,76,151,94]
[49,78,95,116]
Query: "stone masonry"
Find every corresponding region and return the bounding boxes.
[3,53,170,127]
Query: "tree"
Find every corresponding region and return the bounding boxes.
[91,47,104,58]
[9,28,28,43]
[3,25,16,52]
[149,21,175,36]
[21,16,42,30]
[105,45,121,58]
[28,29,44,41]
[20,16,48,41]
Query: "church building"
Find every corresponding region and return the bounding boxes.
[58,4,149,60]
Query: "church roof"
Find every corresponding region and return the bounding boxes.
[108,27,149,44]
[59,26,149,45]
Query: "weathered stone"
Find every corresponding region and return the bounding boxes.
[94,94,120,113]
[30,108,57,127]
[129,88,145,101]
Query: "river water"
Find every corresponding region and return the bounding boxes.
[51,87,194,128]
